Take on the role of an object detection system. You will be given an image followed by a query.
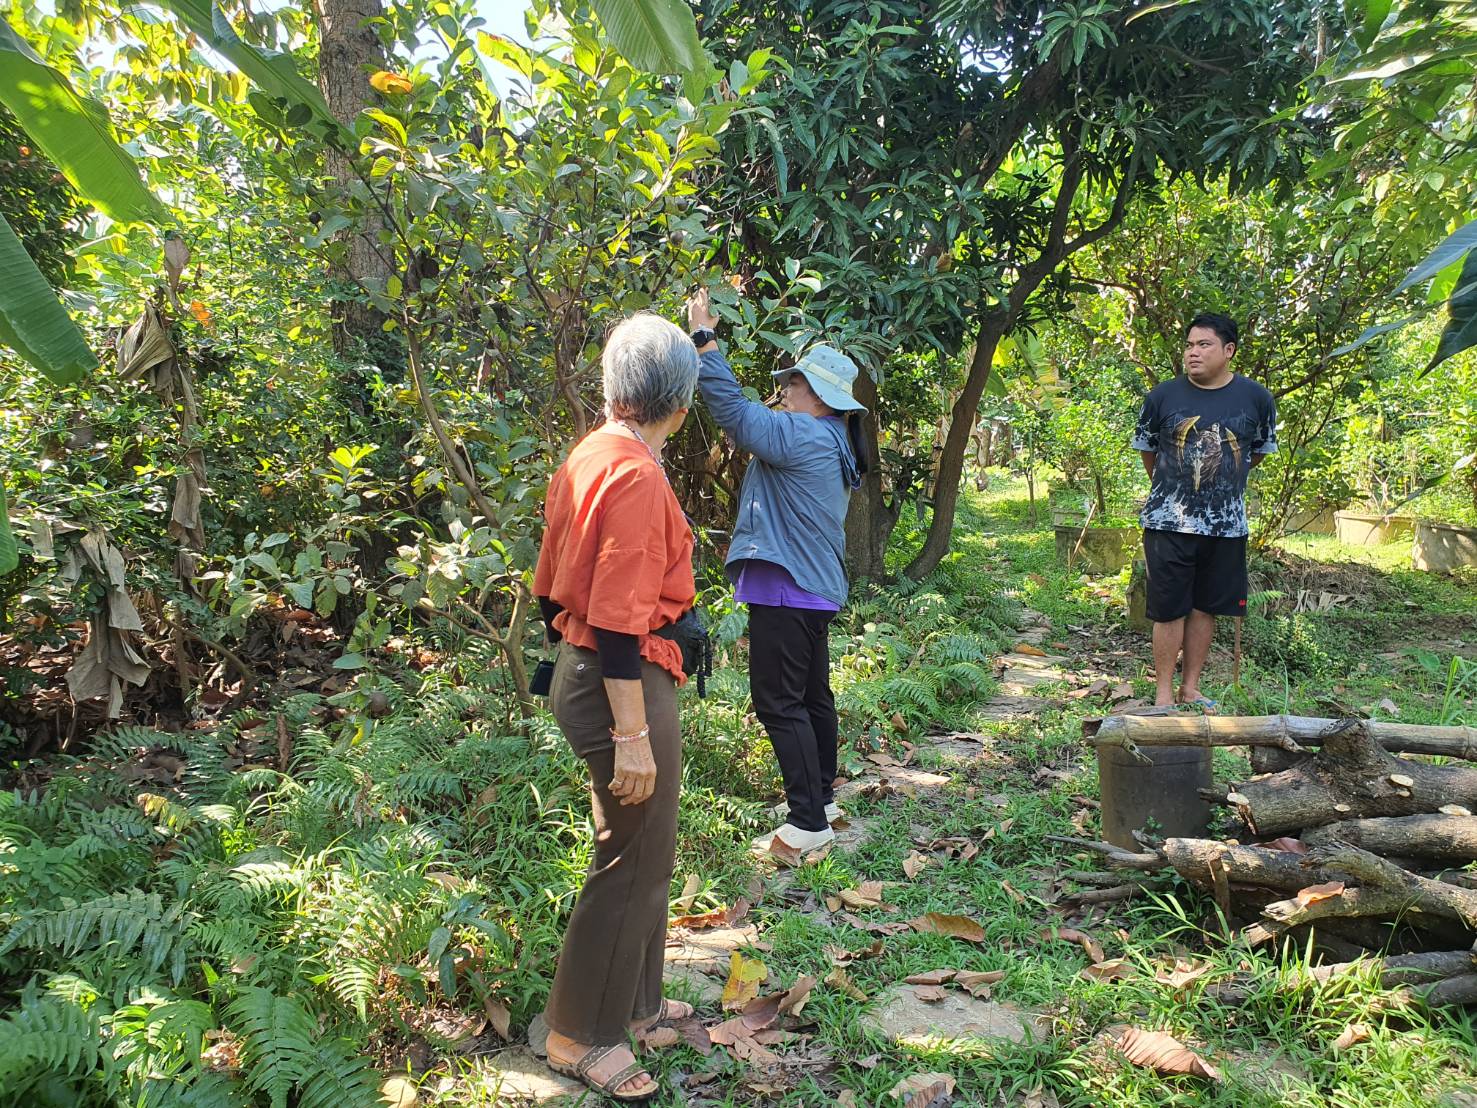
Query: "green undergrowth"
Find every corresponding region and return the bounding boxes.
[4,479,1477,1105]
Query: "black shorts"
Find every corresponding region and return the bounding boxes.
[1143,529,1248,623]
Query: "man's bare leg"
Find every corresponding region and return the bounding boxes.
[1152,618,1185,707]
[1178,609,1217,702]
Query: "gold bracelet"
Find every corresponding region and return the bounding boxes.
[611,724,650,744]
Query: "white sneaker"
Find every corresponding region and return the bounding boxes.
[751,823,836,853]
[825,802,843,825]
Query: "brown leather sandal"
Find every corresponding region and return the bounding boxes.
[547,1043,656,1103]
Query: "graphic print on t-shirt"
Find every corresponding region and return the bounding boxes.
[1131,375,1277,539]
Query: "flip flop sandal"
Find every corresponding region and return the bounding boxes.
[547,1043,656,1103]
[652,998,694,1025]
[1181,696,1218,712]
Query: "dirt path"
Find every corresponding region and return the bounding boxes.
[471,611,1077,1103]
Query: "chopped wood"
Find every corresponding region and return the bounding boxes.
[1227,723,1477,837]
[1302,814,1477,862]
[1310,845,1477,928]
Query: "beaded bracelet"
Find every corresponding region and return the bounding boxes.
[611,724,650,744]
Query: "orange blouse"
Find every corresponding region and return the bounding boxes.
[533,428,695,683]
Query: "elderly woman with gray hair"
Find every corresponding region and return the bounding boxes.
[533,313,700,1101]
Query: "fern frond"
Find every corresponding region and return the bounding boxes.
[0,988,102,1089]
[226,987,317,1108]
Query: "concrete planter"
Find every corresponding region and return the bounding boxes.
[1412,520,1477,573]
[1054,524,1138,575]
[1334,510,1415,547]
[1283,505,1337,536]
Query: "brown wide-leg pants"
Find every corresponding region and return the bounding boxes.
[543,642,682,1046]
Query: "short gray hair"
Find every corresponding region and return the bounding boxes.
[602,313,699,425]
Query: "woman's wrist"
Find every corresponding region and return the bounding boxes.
[611,723,650,744]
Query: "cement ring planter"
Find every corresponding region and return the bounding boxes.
[1053,524,1138,575]
[1334,510,1415,547]
[1283,505,1337,535]
[1412,520,1477,573]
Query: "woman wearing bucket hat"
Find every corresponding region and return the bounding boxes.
[687,289,868,854]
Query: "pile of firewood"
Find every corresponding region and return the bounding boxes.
[1062,714,1477,1007]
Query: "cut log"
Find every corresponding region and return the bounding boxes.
[1229,723,1477,837]
[1408,973,1477,1008]
[1302,814,1477,862]
[1160,838,1342,891]
[1312,845,1477,929]
[1045,835,1164,871]
[1087,713,1477,760]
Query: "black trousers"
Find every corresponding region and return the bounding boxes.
[748,604,838,833]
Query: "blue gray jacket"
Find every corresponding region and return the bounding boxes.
[697,349,860,605]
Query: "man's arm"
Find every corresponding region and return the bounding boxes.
[1140,450,1156,477]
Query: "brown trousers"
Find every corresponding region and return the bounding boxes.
[543,642,682,1045]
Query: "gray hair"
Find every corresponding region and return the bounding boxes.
[602,313,699,425]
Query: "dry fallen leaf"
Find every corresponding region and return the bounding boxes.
[1294,881,1346,908]
[839,882,886,909]
[903,850,932,879]
[912,985,950,1003]
[1022,1086,1061,1108]
[825,966,868,1000]
[1044,927,1105,964]
[1080,959,1137,982]
[1116,1027,1221,1081]
[838,1093,860,1108]
[721,952,769,1010]
[1013,642,1049,657]
[779,975,817,1018]
[1000,880,1026,904]
[769,837,802,868]
[904,968,958,986]
[481,997,511,1041]
[1154,959,1211,994]
[826,940,885,966]
[890,1072,957,1105]
[639,1026,681,1050]
[380,1076,418,1107]
[671,899,750,930]
[954,969,1004,997]
[909,913,986,943]
[1330,1022,1371,1053]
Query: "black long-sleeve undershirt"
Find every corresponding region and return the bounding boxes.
[537,596,641,679]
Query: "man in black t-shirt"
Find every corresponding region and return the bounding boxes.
[1131,313,1277,707]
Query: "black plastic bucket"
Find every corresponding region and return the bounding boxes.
[1097,743,1213,849]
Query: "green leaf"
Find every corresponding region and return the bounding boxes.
[588,0,716,96]
[0,211,98,384]
[0,21,164,223]
[0,482,16,577]
[1355,0,1393,50]
[1396,221,1477,295]
[332,652,366,670]
[1429,252,1477,371]
[152,0,343,136]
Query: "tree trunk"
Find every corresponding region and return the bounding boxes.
[904,314,1007,578]
[313,0,397,391]
[844,369,894,582]
[1231,724,1477,837]
[1303,815,1477,861]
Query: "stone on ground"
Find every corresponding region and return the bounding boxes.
[664,924,760,970]
[862,985,1048,1049]
[463,1047,587,1103]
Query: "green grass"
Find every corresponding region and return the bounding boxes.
[5,475,1477,1105]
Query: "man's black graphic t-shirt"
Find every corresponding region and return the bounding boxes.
[1131,374,1277,538]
